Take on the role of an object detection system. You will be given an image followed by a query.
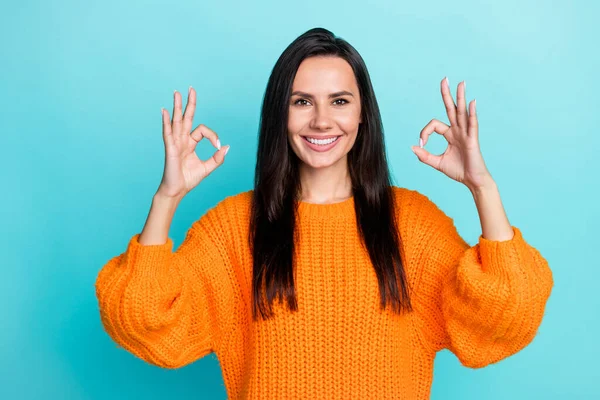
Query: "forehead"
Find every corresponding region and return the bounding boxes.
[292,56,358,93]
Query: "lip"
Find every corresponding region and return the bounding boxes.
[301,135,341,139]
[301,135,342,152]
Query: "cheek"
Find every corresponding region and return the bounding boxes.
[287,112,303,137]
[337,114,360,135]
[336,107,361,127]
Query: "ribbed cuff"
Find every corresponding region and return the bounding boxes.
[477,226,527,276]
[124,234,175,279]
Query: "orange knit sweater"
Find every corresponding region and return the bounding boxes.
[95,186,554,399]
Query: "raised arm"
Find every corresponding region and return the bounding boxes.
[94,86,234,368]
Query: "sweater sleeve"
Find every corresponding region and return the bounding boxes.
[410,191,554,368]
[94,203,235,369]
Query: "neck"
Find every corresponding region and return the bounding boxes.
[298,158,352,204]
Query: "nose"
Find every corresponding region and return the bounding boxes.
[309,104,334,130]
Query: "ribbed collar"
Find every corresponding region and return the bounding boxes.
[295,196,355,219]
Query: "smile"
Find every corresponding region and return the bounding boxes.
[304,136,339,145]
[302,136,341,152]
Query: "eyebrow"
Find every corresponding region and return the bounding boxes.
[290,90,354,98]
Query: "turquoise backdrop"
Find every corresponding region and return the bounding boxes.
[1,0,597,398]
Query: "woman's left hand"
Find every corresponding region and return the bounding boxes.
[411,77,493,192]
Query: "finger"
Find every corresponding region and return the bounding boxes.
[411,145,441,170]
[419,119,451,147]
[182,86,196,135]
[467,99,478,138]
[202,145,230,177]
[456,81,468,130]
[441,77,457,127]
[161,107,173,145]
[172,90,183,136]
[190,124,222,150]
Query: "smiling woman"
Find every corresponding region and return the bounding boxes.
[95,26,553,400]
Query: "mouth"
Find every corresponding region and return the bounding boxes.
[301,135,342,152]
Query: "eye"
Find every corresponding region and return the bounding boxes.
[292,98,349,106]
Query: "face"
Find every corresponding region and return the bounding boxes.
[287,56,362,170]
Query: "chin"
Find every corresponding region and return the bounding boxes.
[302,158,341,169]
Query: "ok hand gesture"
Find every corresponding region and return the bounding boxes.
[157,87,230,200]
[411,78,493,192]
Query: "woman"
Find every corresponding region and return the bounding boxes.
[95,27,554,399]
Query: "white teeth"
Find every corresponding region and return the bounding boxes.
[306,136,338,145]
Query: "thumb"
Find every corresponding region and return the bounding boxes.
[411,145,440,169]
[203,145,230,177]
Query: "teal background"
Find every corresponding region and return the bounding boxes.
[1,0,597,398]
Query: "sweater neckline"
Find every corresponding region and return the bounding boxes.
[296,195,355,218]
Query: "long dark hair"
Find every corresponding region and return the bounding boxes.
[249,27,412,321]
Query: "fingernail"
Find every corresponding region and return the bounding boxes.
[474,98,477,112]
[189,86,192,95]
[445,77,450,88]
[464,80,466,91]
[224,145,230,156]
[217,139,221,150]
[419,138,424,148]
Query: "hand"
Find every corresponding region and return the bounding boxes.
[157,87,230,200]
[411,77,493,192]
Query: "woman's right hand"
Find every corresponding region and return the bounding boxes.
[157,87,230,200]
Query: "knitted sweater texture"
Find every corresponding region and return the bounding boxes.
[95,186,554,399]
